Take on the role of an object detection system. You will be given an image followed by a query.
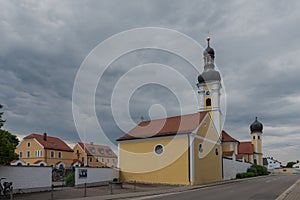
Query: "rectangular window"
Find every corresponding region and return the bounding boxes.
[89,157,93,162]
[102,158,104,162]
[58,152,62,159]
[27,151,30,158]
[50,151,55,158]
[19,151,23,158]
[107,158,109,163]
[27,142,30,147]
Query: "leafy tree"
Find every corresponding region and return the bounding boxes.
[0,104,19,165]
[0,104,5,129]
[286,162,296,168]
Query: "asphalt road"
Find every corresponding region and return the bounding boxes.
[137,174,300,200]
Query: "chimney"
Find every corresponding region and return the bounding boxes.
[43,133,47,141]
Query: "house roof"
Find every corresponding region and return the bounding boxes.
[71,159,84,165]
[117,112,208,141]
[24,133,73,152]
[222,130,239,143]
[77,142,117,158]
[238,142,254,154]
[236,154,244,159]
[222,151,234,157]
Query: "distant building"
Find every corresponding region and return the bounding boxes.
[292,161,300,169]
[14,133,73,168]
[263,157,281,170]
[73,142,117,167]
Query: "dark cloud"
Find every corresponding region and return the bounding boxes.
[0,0,299,164]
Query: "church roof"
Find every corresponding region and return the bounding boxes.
[238,142,254,154]
[222,130,239,143]
[117,112,208,141]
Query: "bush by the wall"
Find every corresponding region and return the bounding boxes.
[65,172,75,187]
[236,165,268,179]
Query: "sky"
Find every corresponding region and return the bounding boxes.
[1,0,300,165]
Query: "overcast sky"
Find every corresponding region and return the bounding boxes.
[1,0,300,165]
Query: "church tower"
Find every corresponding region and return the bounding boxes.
[197,36,222,135]
[250,117,263,165]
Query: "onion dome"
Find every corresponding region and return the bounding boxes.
[250,117,263,133]
[198,36,221,84]
[198,70,221,83]
[203,36,215,58]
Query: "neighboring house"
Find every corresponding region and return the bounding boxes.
[263,157,281,170]
[73,142,117,167]
[14,133,73,168]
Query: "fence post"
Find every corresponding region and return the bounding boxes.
[134,180,136,192]
[84,183,87,197]
[110,182,113,194]
[51,184,54,200]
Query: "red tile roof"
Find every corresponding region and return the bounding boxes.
[71,159,84,165]
[78,142,117,158]
[223,151,234,157]
[222,130,239,143]
[236,154,244,159]
[24,133,73,152]
[117,112,208,141]
[238,142,254,154]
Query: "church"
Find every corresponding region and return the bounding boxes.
[117,37,263,185]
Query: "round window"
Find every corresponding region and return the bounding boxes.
[154,144,164,155]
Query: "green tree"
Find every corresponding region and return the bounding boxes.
[286,162,296,168]
[0,104,5,128]
[0,104,19,165]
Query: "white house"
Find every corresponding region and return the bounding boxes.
[292,161,300,169]
[263,157,281,170]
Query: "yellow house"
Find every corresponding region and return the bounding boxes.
[73,142,117,167]
[15,133,74,168]
[117,111,222,185]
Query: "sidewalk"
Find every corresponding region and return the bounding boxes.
[68,175,270,200]
[276,179,300,200]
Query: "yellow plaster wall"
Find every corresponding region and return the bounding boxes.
[15,139,73,167]
[119,136,189,185]
[73,144,116,167]
[15,139,44,165]
[193,116,222,184]
[222,143,231,152]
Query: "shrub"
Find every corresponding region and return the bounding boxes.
[65,172,75,187]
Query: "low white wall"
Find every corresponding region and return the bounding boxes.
[223,158,252,180]
[0,166,52,193]
[75,167,119,187]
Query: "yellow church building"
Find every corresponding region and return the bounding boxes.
[117,37,263,185]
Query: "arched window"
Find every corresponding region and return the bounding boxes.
[253,136,255,139]
[206,98,212,107]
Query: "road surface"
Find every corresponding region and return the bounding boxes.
[133,174,300,200]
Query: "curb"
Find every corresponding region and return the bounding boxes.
[276,179,300,200]
[67,175,270,200]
